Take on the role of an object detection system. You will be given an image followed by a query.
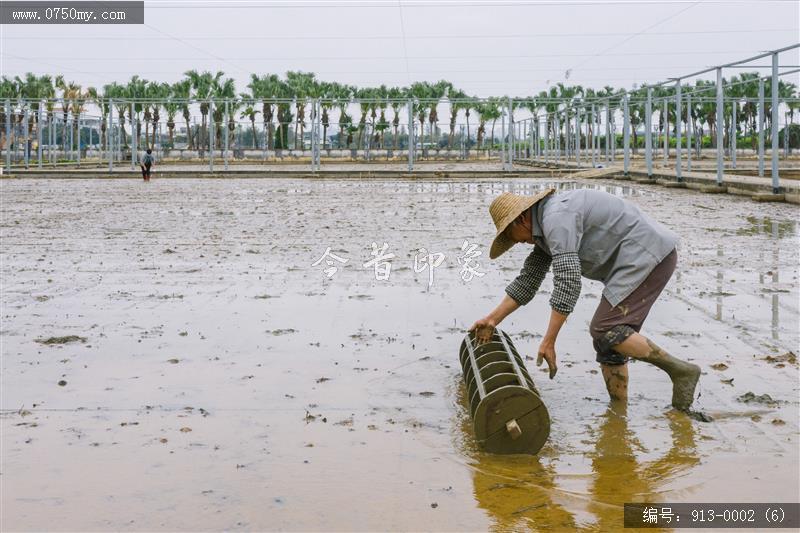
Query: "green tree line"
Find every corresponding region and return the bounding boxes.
[1,71,797,153]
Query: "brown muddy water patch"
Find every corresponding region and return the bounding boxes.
[1,178,798,531]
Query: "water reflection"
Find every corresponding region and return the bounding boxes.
[586,405,699,531]
[454,384,699,530]
[737,216,796,239]
[333,179,653,199]
[453,383,577,531]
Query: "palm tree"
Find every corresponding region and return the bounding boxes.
[447,88,467,148]
[318,81,336,150]
[184,70,219,152]
[55,76,75,153]
[387,86,404,150]
[146,81,169,148]
[428,80,451,146]
[286,71,317,150]
[225,99,242,151]
[628,87,646,154]
[331,83,353,148]
[101,81,128,148]
[463,95,480,151]
[247,73,282,150]
[273,78,294,150]
[163,86,181,149]
[210,75,235,148]
[240,101,260,149]
[170,79,192,149]
[125,75,148,150]
[372,85,389,148]
[408,81,433,149]
[484,98,502,149]
[474,101,487,149]
[355,87,374,149]
[0,76,18,151]
[54,79,93,155]
[15,74,54,153]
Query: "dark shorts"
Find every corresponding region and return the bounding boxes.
[589,249,677,366]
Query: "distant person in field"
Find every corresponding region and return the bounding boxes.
[141,149,154,181]
[469,188,701,413]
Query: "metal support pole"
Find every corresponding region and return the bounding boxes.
[499,103,505,165]
[686,93,692,172]
[662,99,668,165]
[675,80,682,182]
[407,99,414,171]
[575,109,580,166]
[311,99,316,170]
[757,78,765,177]
[117,119,122,163]
[611,108,616,162]
[224,100,229,171]
[528,121,533,160]
[37,100,43,168]
[595,104,600,163]
[262,101,267,161]
[731,100,737,168]
[623,94,630,176]
[108,100,114,172]
[785,112,790,158]
[23,107,30,168]
[70,111,75,163]
[49,111,54,166]
[591,104,596,168]
[317,99,322,168]
[565,110,571,160]
[209,100,214,172]
[506,97,513,170]
[544,116,549,164]
[771,53,780,192]
[76,112,81,168]
[716,67,724,186]
[605,104,610,163]
[646,88,653,177]
[585,107,590,164]
[555,114,560,165]
[4,100,10,173]
[131,109,137,170]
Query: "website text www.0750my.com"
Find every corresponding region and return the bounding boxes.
[1,1,144,24]
[11,6,125,22]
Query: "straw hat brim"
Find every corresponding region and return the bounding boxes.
[489,189,554,259]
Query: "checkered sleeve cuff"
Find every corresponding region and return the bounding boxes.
[549,252,582,315]
[505,247,552,306]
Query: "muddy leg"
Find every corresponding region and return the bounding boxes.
[613,333,700,411]
[601,363,628,402]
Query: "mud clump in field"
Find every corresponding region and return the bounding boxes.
[36,335,87,345]
[737,392,778,405]
[762,352,797,367]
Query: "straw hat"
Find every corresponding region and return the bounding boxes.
[488,189,555,259]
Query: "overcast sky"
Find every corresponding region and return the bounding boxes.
[1,0,799,96]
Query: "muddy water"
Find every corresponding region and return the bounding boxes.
[1,178,798,531]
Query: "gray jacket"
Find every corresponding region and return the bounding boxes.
[506,188,678,312]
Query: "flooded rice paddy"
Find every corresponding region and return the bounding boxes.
[1,177,798,531]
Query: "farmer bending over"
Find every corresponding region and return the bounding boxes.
[469,188,701,411]
[141,148,154,181]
